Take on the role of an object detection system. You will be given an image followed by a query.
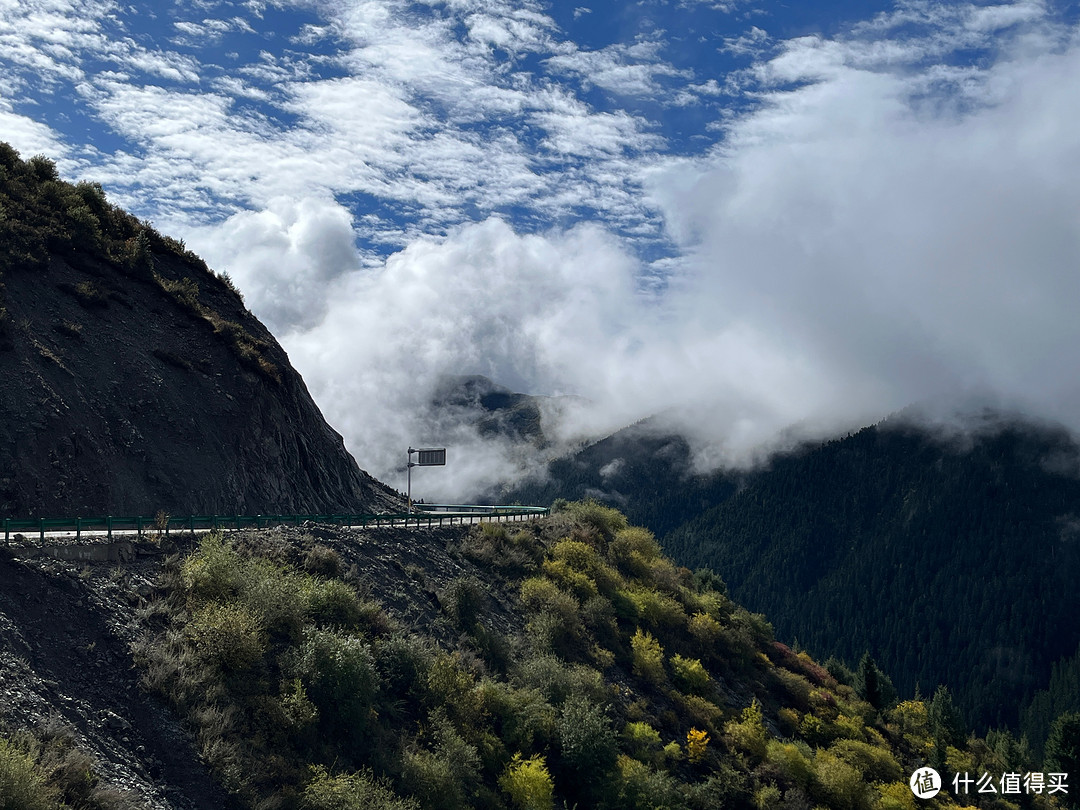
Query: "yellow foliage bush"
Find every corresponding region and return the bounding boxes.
[686,728,710,764]
[499,753,554,810]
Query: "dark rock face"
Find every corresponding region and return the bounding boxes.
[0,226,400,519]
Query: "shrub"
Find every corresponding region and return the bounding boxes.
[441,577,485,631]
[686,728,710,764]
[725,699,767,761]
[180,533,245,602]
[499,754,554,810]
[565,500,627,538]
[286,628,380,742]
[307,579,363,629]
[557,694,617,776]
[280,679,319,733]
[616,754,685,810]
[829,739,902,783]
[512,654,574,706]
[623,721,663,764]
[0,737,57,810]
[610,527,661,577]
[812,750,872,810]
[625,586,686,630]
[630,628,665,686]
[302,765,418,810]
[767,740,816,790]
[303,545,344,578]
[671,655,710,696]
[687,611,723,647]
[187,601,266,671]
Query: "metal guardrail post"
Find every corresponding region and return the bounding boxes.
[76,517,81,539]
[39,518,44,543]
[106,516,112,538]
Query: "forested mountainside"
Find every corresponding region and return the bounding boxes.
[0,143,400,517]
[500,414,1080,749]
[664,420,1080,738]
[4,505,1070,809]
[493,418,737,537]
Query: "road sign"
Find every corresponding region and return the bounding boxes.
[415,448,446,466]
[407,447,447,512]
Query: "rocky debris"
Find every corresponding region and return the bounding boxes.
[0,545,236,809]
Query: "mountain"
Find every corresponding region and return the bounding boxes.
[501,411,1080,739]
[664,417,1080,734]
[0,143,400,517]
[432,375,550,446]
[493,417,736,537]
[0,505,1059,809]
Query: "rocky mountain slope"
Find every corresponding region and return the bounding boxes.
[0,143,400,518]
[0,507,1066,810]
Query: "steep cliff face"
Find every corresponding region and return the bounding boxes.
[0,145,400,517]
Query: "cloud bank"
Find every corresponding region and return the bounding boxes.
[3,0,1079,499]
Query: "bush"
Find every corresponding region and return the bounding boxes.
[302,765,418,810]
[180,533,246,602]
[187,601,266,671]
[625,586,687,630]
[499,754,554,810]
[565,500,628,538]
[725,699,767,761]
[812,750,872,810]
[303,545,344,578]
[286,628,380,742]
[0,737,57,810]
[616,754,686,810]
[671,655,710,696]
[442,577,485,631]
[557,694,617,776]
[766,740,815,790]
[828,739,902,783]
[623,721,663,764]
[630,628,665,686]
[307,579,364,629]
[610,527,661,577]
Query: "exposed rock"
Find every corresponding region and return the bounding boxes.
[0,145,401,518]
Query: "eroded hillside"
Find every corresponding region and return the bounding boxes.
[0,143,400,518]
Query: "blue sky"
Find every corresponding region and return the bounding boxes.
[3,0,1080,497]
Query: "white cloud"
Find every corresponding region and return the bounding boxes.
[545,41,689,97]
[284,218,649,498]
[0,102,69,159]
[188,195,360,333]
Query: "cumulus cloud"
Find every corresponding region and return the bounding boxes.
[283,218,649,499]
[189,196,360,332]
[284,2,1080,495]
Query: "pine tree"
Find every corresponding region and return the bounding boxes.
[1044,712,1080,809]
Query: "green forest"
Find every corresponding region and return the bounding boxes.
[504,417,1080,759]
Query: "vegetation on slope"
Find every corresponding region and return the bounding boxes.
[662,421,1080,739]
[137,505,1064,810]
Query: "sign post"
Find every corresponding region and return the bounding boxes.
[407,447,446,512]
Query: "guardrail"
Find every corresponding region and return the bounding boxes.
[2,505,549,543]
